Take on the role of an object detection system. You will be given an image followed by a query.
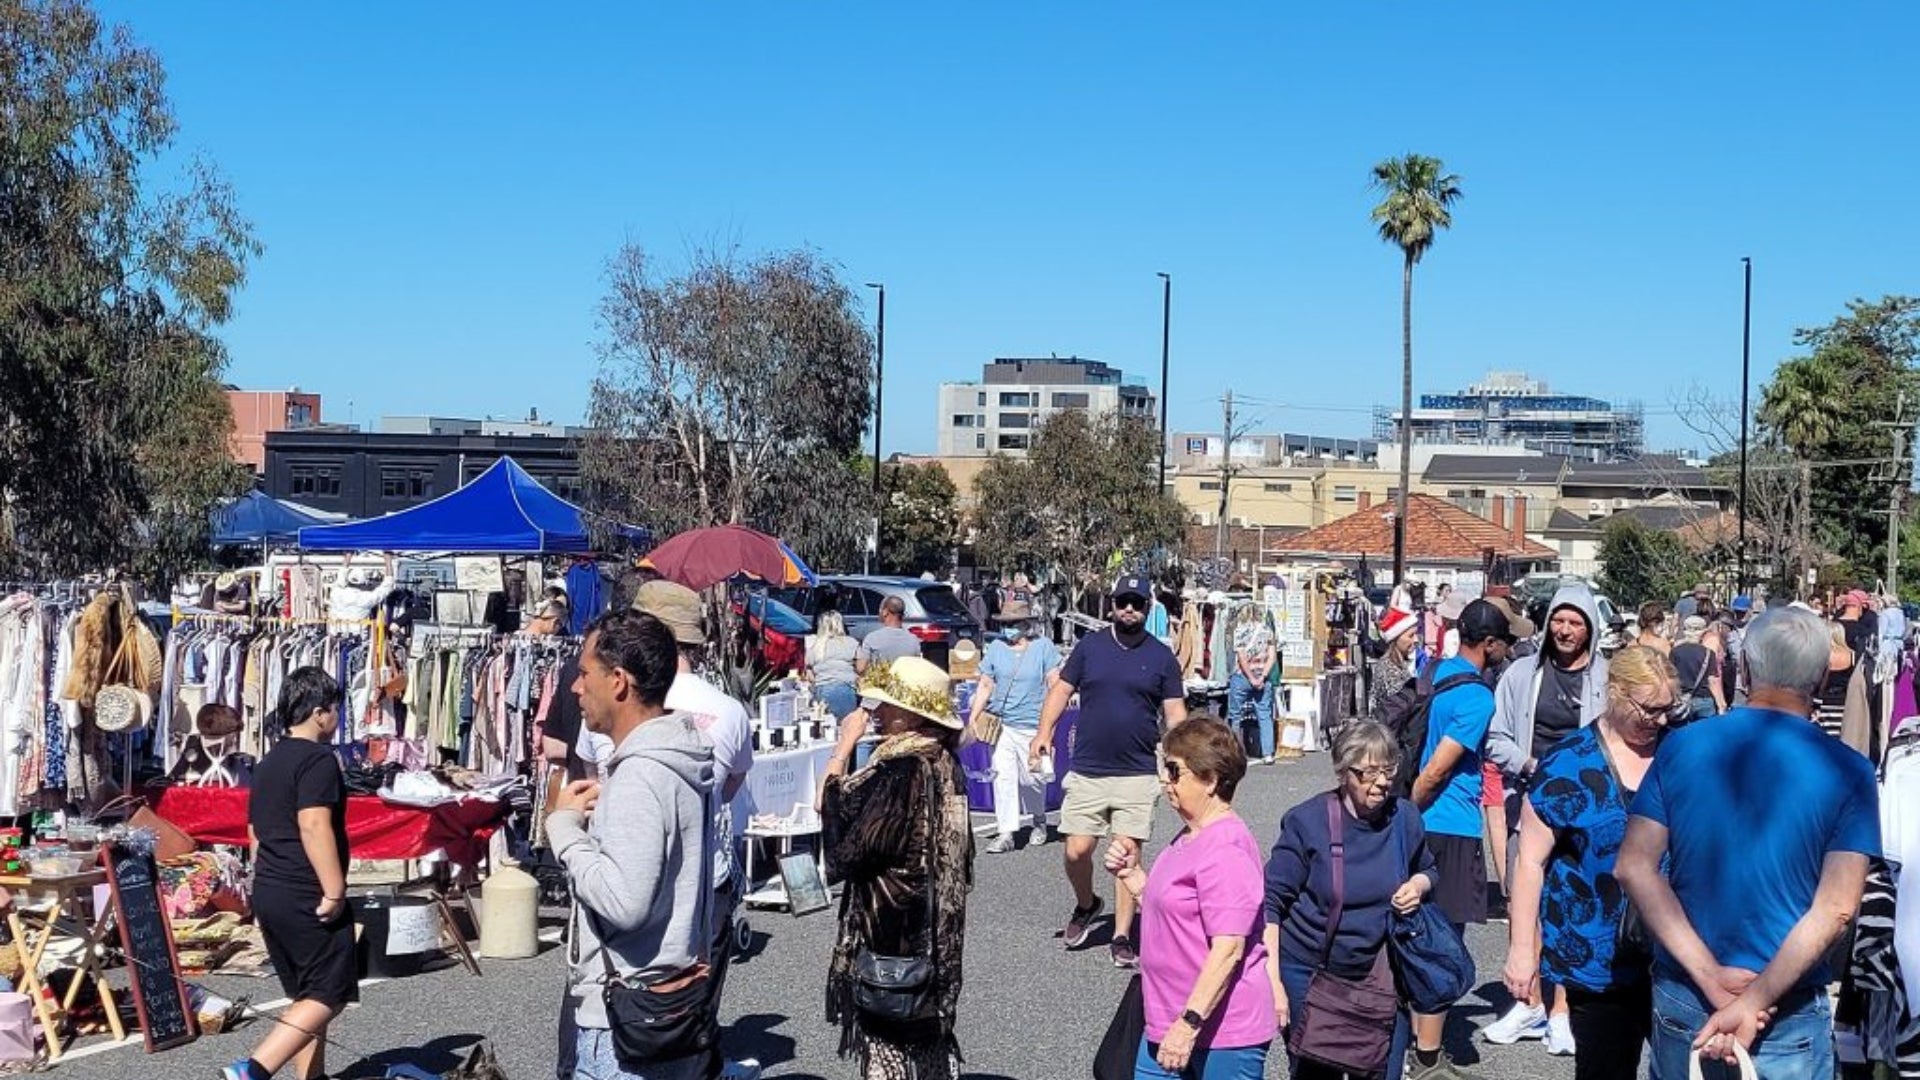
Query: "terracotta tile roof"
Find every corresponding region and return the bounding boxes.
[1271,494,1558,564]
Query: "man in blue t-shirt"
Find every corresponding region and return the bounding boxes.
[1032,574,1187,969]
[1618,606,1879,1080]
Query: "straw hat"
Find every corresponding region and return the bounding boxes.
[858,657,960,730]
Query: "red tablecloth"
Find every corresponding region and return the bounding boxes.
[146,786,505,869]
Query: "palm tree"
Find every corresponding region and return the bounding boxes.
[1758,354,1843,456]
[1370,154,1462,586]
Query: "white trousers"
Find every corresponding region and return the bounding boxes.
[991,725,1047,837]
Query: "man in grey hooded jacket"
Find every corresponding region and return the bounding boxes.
[1481,581,1610,1052]
[550,610,717,1079]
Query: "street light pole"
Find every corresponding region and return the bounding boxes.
[1157,272,1171,489]
[1738,257,1751,597]
[867,282,885,569]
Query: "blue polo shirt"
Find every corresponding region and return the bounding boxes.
[1061,630,1184,778]
[1631,706,1879,996]
[1419,657,1495,839]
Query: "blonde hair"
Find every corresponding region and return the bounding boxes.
[1607,645,1678,709]
[808,610,849,666]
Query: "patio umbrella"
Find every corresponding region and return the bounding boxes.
[641,525,815,591]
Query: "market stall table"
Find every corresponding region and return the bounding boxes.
[145,787,505,870]
[1,868,126,1061]
[956,707,1076,816]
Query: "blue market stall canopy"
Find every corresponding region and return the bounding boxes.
[295,457,648,554]
[212,491,341,546]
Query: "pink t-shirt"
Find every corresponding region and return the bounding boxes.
[1139,813,1276,1049]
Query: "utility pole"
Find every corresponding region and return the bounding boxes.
[1877,392,1910,597]
[1157,272,1172,490]
[1216,389,1235,560]
[1738,256,1752,596]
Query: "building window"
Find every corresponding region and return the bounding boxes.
[289,463,342,498]
[951,414,977,428]
[975,433,986,449]
[997,433,1029,450]
[1446,489,1467,499]
[998,392,1032,408]
[1263,482,1293,493]
[1186,437,1208,454]
[380,466,436,501]
[1051,392,1091,409]
[1387,488,1400,500]
[977,391,986,407]
[285,401,314,428]
[1333,485,1357,503]
[1199,481,1221,491]
[999,412,1031,429]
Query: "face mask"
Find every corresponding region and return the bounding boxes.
[1001,626,1024,643]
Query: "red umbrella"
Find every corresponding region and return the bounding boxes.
[639,525,807,592]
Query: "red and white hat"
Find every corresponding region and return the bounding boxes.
[1379,607,1416,642]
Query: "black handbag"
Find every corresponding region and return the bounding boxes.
[852,758,941,1023]
[1288,793,1400,1079]
[1092,975,1145,1080]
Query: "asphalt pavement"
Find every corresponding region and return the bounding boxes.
[49,753,1590,1079]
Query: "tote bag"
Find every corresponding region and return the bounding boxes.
[1386,803,1475,1014]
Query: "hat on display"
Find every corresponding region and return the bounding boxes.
[857,656,961,730]
[1379,607,1416,643]
[1111,574,1152,602]
[1457,598,1516,645]
[1730,595,1754,613]
[630,580,705,646]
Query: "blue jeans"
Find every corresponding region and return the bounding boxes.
[818,682,859,721]
[1134,1036,1270,1079]
[1227,673,1275,758]
[1281,958,1410,1080]
[572,1028,710,1080]
[1649,971,1833,1080]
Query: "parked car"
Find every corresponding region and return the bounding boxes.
[732,590,810,677]
[772,575,981,670]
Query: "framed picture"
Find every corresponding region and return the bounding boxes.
[778,853,830,916]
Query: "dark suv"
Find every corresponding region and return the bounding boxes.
[773,575,981,669]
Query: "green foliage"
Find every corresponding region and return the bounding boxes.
[970,411,1188,608]
[1369,155,1464,267]
[1596,517,1704,611]
[0,0,258,581]
[879,461,959,577]
[581,244,876,569]
[1756,296,1920,573]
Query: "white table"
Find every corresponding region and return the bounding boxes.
[742,743,836,822]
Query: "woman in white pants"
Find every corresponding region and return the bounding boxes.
[967,616,1063,854]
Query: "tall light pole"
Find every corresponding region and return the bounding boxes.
[1157,272,1171,489]
[1738,257,1751,596]
[867,282,885,569]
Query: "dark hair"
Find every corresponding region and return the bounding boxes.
[270,666,341,737]
[194,702,243,739]
[1638,601,1667,630]
[1162,717,1248,802]
[585,610,678,708]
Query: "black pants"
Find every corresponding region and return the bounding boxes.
[1565,982,1652,1080]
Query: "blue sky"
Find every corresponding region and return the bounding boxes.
[101,2,1919,457]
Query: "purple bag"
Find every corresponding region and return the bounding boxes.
[1286,793,1400,1078]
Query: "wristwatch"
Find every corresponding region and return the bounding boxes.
[1180,1008,1205,1030]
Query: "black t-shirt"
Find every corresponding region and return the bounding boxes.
[1671,643,1718,698]
[544,657,586,779]
[249,737,349,892]
[1531,660,1587,759]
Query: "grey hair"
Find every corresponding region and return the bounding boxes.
[1742,606,1833,697]
[1332,720,1400,778]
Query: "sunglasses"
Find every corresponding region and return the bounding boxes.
[1162,759,1186,783]
[1113,595,1149,612]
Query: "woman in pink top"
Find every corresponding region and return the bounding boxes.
[1105,718,1275,1079]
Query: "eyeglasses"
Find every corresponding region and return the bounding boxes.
[1346,765,1394,784]
[1162,760,1185,784]
[1113,596,1149,612]
[1626,695,1685,722]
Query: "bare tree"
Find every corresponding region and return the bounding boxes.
[1671,384,1809,597]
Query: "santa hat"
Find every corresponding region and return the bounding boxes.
[1379,607,1416,642]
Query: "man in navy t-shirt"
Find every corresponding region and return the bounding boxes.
[1618,605,1879,1080]
[1032,574,1187,969]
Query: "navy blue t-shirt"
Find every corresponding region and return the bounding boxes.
[1530,724,1644,991]
[1060,629,1184,778]
[1631,706,1880,998]
[1263,794,1438,979]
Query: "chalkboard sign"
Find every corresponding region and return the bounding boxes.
[103,843,198,1052]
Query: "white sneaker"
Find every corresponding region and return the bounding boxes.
[984,834,1017,855]
[1545,1013,1575,1056]
[1481,1001,1549,1044]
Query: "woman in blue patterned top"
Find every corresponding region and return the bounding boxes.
[1501,645,1682,1080]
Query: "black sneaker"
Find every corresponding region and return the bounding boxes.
[1110,935,1139,968]
[1060,896,1104,949]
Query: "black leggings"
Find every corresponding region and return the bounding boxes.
[1565,982,1652,1080]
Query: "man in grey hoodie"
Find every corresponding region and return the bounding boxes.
[1480,582,1610,1053]
[550,610,717,1080]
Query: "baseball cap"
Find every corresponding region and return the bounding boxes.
[1730,595,1753,613]
[1111,574,1152,602]
[630,580,705,646]
[1457,598,1515,645]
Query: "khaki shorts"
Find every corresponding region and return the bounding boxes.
[1058,772,1160,841]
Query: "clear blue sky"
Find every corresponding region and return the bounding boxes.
[100,1,1919,457]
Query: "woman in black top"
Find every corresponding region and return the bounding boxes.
[227,667,353,1080]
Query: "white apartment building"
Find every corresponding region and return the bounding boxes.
[936,357,1157,456]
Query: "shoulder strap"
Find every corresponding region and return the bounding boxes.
[1430,671,1484,698]
[987,644,1030,714]
[1319,792,1345,967]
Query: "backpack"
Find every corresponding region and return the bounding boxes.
[1380,669,1485,798]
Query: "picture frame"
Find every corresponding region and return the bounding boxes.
[777,852,830,916]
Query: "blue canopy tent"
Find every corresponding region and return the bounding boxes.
[295,457,648,554]
[211,490,339,546]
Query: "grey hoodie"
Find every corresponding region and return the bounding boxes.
[1485,583,1610,780]
[549,712,715,1029]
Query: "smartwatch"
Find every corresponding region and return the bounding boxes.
[1180,1008,1205,1030]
